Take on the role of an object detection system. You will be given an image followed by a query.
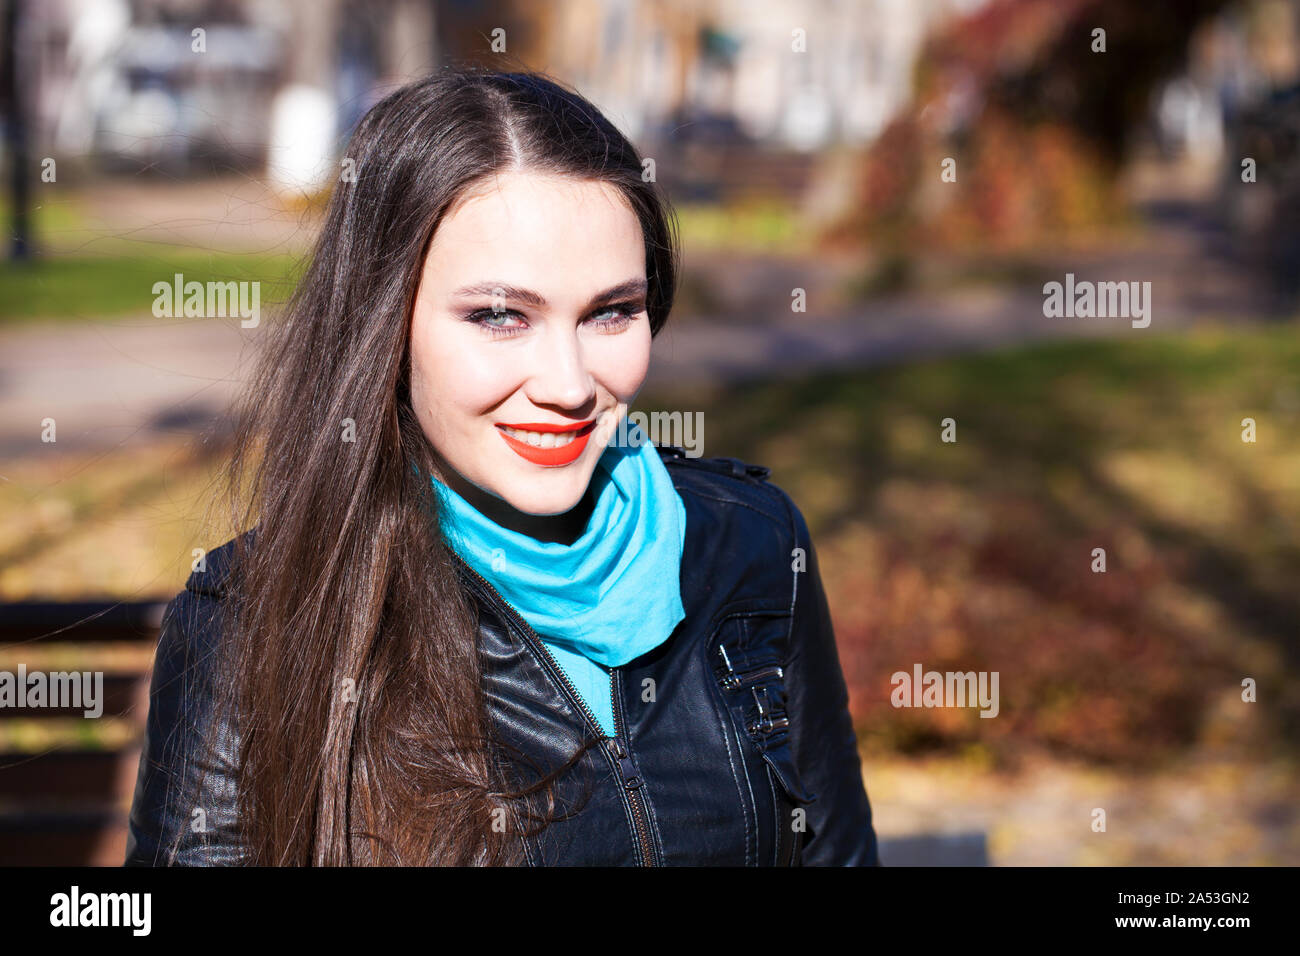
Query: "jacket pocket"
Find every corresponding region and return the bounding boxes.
[711,613,816,864]
[759,740,813,806]
[761,742,813,866]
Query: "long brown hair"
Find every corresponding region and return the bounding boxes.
[191,66,678,865]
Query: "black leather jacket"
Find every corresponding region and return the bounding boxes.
[125,447,881,866]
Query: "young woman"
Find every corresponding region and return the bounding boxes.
[125,67,880,867]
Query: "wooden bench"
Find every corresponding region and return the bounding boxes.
[0,601,164,866]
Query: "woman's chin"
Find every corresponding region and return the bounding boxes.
[499,484,588,518]
[490,452,600,517]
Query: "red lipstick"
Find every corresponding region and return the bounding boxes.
[496,420,596,467]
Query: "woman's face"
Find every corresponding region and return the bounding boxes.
[410,170,652,520]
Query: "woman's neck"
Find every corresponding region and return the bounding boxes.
[436,467,595,546]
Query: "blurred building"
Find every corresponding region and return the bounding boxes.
[13,0,983,196]
[524,0,988,149]
[1151,0,1300,162]
[12,0,1300,209]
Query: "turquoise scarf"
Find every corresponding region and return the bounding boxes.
[429,419,686,736]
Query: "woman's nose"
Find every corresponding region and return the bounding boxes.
[525,326,596,411]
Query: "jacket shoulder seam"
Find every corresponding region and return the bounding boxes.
[666,462,790,526]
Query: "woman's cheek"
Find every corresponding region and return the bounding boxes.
[428,327,526,411]
[594,323,652,400]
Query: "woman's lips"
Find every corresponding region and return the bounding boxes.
[496,420,596,466]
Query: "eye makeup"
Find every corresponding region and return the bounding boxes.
[462,302,644,338]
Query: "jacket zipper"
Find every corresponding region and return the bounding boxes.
[717,645,783,690]
[610,669,658,866]
[718,646,791,734]
[453,556,658,866]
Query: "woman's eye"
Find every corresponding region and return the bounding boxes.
[466,303,642,336]
[468,308,527,334]
[587,304,641,330]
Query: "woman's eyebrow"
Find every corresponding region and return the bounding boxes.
[449,278,647,307]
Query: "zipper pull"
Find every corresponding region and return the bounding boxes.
[718,644,742,690]
[609,736,643,791]
[718,644,785,691]
[747,684,791,735]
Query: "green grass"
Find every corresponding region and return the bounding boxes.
[673,198,811,254]
[641,325,1300,531]
[0,250,304,323]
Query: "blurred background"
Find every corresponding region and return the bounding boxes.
[0,0,1297,866]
